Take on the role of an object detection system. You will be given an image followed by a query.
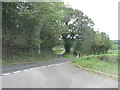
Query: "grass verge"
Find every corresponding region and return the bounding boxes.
[63,54,76,59]
[71,55,118,75]
[2,52,55,66]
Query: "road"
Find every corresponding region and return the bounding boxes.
[1,57,118,88]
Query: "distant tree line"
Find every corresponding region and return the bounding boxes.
[2,2,112,58]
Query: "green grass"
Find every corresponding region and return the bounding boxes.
[107,50,118,55]
[111,44,118,50]
[53,49,65,55]
[52,46,65,55]
[2,52,55,66]
[72,54,118,75]
[63,54,76,59]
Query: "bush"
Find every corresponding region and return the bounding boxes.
[96,54,109,61]
[86,54,118,64]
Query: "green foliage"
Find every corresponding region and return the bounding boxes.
[2,51,55,66]
[78,31,112,55]
[92,54,118,64]
[73,28,95,55]
[61,7,95,54]
[52,45,65,55]
[71,53,118,75]
[81,49,119,64]
[2,2,42,50]
[53,50,64,55]
[107,50,118,54]
[32,38,42,51]
[2,2,113,65]
[39,2,64,50]
[91,32,113,54]
[72,31,112,55]
[111,44,118,50]
[2,2,64,57]
[63,54,76,59]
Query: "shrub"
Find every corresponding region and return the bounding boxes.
[86,54,118,64]
[96,54,109,61]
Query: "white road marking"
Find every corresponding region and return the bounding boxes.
[47,65,51,66]
[41,66,46,68]
[2,62,71,76]
[29,67,40,70]
[12,71,21,74]
[35,67,40,69]
[2,73,11,76]
[29,68,35,70]
[22,69,29,72]
[29,68,36,70]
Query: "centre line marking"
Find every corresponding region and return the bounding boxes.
[47,65,51,66]
[22,69,29,72]
[29,68,34,70]
[13,71,21,74]
[29,67,40,70]
[41,66,46,68]
[2,73,11,76]
[2,62,70,76]
[35,67,40,69]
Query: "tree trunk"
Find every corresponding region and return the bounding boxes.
[64,43,70,54]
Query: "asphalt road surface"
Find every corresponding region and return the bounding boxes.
[1,58,118,88]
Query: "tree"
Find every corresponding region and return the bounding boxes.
[2,2,64,57]
[2,2,112,58]
[39,2,64,52]
[73,28,95,55]
[91,31,112,54]
[2,2,47,56]
[61,7,94,54]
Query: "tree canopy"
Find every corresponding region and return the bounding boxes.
[2,2,112,58]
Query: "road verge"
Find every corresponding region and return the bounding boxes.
[71,63,118,81]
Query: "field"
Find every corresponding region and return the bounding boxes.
[52,46,65,55]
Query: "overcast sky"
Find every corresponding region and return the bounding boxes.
[63,0,119,40]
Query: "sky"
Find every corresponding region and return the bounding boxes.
[63,0,119,40]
